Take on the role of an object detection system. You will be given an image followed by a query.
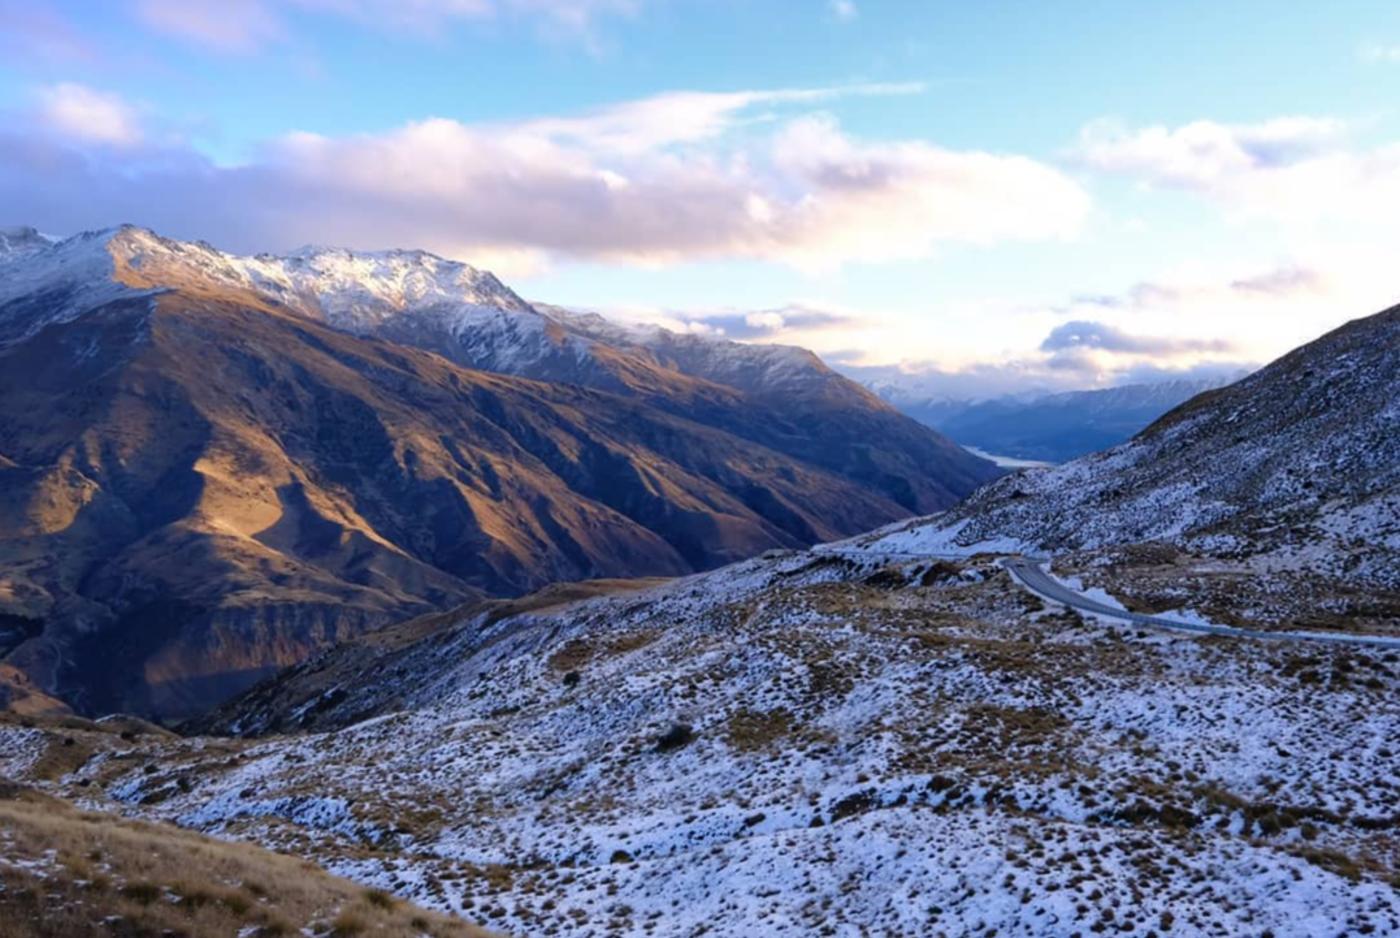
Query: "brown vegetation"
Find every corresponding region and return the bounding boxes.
[0,792,492,938]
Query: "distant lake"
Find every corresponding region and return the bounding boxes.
[963,446,1054,469]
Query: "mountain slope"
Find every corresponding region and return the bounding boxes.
[18,534,1397,937]
[0,226,995,718]
[859,303,1400,593]
[10,226,994,511]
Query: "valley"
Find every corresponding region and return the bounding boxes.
[1,237,1397,938]
[3,300,1398,935]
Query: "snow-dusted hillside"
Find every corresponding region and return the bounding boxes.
[8,543,1398,936]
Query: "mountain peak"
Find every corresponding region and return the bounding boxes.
[0,224,542,343]
[0,226,58,258]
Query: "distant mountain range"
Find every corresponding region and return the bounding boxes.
[862,377,1241,463]
[0,224,997,718]
[888,302,1400,593]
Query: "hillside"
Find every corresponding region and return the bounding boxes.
[2,304,1397,935]
[879,304,1400,590]
[0,225,996,719]
[5,541,1397,937]
[0,768,489,937]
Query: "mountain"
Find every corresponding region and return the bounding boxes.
[871,378,1235,463]
[2,302,1396,937]
[0,225,996,719]
[854,302,1400,612]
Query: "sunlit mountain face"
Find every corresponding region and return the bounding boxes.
[0,224,995,718]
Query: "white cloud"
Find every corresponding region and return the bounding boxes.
[3,83,1086,269]
[134,0,284,52]
[1359,41,1400,63]
[745,310,787,331]
[765,115,1087,265]
[69,84,1070,269]
[829,0,858,22]
[1062,262,1329,312]
[131,0,641,51]
[514,83,922,156]
[1039,320,1233,355]
[1074,115,1400,232]
[35,83,143,147]
[1076,116,1346,189]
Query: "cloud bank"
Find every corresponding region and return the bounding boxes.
[3,82,1089,271]
[1075,116,1400,230]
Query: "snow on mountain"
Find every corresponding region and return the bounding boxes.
[0,224,875,404]
[0,226,57,260]
[857,303,1400,591]
[0,227,152,346]
[12,537,1399,936]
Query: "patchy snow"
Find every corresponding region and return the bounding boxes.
[0,726,47,777]
[43,542,1399,937]
[831,516,1038,559]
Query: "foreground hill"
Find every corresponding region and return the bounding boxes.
[0,765,488,937]
[0,225,996,718]
[6,541,1397,936]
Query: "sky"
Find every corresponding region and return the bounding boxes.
[4,0,1400,398]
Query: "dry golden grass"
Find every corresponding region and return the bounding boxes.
[724,707,794,752]
[545,627,660,674]
[0,793,494,938]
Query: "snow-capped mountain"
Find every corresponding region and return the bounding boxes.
[0,224,860,402]
[0,224,996,719]
[0,226,56,260]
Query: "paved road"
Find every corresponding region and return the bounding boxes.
[1003,557,1400,649]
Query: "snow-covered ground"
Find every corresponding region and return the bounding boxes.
[10,544,1396,937]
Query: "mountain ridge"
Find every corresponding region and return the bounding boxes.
[0,224,997,719]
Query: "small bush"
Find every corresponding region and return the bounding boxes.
[654,723,694,753]
[330,909,368,936]
[120,881,162,904]
[362,888,397,910]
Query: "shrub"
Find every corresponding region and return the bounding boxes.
[654,723,694,753]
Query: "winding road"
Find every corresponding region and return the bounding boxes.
[1003,557,1400,649]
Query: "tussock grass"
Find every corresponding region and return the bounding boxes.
[725,707,794,752]
[0,794,493,938]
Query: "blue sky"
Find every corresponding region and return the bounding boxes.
[5,0,1400,396]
